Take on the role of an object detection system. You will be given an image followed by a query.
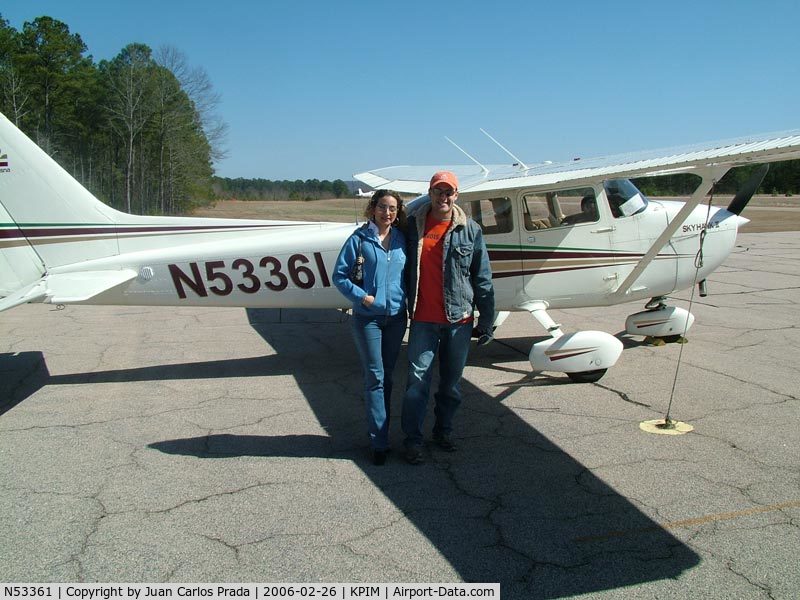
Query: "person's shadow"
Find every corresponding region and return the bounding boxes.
[148,308,699,598]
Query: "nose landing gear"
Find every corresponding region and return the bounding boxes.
[626,298,695,345]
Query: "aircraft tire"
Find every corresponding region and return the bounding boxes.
[567,369,607,384]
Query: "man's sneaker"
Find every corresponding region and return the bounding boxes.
[405,446,424,465]
[433,433,457,452]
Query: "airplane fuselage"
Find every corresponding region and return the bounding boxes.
[11,184,741,314]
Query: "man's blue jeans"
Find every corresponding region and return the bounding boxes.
[351,313,407,451]
[402,320,473,449]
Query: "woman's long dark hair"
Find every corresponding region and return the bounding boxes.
[363,190,406,228]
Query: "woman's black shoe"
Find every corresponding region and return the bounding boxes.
[372,450,388,466]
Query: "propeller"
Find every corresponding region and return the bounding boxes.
[726,164,770,215]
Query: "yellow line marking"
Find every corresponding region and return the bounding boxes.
[574,500,800,543]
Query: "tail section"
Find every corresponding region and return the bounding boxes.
[0,110,331,313]
[0,111,124,285]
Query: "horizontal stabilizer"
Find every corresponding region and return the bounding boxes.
[0,281,47,313]
[0,269,138,313]
[45,269,138,303]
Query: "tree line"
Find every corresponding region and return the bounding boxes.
[0,14,224,215]
[213,177,351,201]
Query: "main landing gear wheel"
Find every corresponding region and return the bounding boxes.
[661,334,686,344]
[567,369,607,383]
[645,334,687,345]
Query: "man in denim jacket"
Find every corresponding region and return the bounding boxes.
[402,171,495,464]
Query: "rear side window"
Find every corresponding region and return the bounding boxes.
[464,198,513,234]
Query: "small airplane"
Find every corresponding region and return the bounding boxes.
[356,187,375,198]
[2,109,799,382]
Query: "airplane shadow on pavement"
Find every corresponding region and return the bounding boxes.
[0,351,49,416]
[147,309,700,598]
[3,309,699,597]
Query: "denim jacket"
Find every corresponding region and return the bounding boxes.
[333,222,407,317]
[406,199,495,332]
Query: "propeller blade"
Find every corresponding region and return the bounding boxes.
[726,164,769,215]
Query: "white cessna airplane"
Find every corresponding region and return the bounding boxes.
[356,187,375,198]
[1,110,799,382]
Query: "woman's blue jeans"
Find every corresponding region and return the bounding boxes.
[350,313,407,451]
[401,320,473,449]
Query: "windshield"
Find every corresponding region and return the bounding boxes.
[604,179,648,218]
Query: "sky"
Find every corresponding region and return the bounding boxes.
[3,1,800,181]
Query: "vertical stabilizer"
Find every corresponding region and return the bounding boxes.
[0,111,123,272]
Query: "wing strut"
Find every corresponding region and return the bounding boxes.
[609,165,730,301]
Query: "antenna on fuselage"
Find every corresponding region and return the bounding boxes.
[445,136,489,177]
[479,128,528,171]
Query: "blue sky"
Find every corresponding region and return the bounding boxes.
[4,1,799,180]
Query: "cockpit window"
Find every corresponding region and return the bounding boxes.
[522,187,597,230]
[604,179,648,218]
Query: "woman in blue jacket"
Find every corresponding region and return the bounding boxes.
[333,190,407,465]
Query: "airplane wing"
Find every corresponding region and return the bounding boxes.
[354,130,800,194]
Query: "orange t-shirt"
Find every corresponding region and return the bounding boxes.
[413,214,450,323]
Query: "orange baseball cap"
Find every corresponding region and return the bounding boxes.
[429,170,459,190]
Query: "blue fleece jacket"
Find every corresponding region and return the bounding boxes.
[333,222,407,317]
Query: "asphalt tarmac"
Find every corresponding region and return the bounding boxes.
[1,231,798,599]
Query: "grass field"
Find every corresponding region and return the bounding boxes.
[192,198,367,222]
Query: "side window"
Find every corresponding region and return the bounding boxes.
[523,187,597,230]
[464,197,513,235]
